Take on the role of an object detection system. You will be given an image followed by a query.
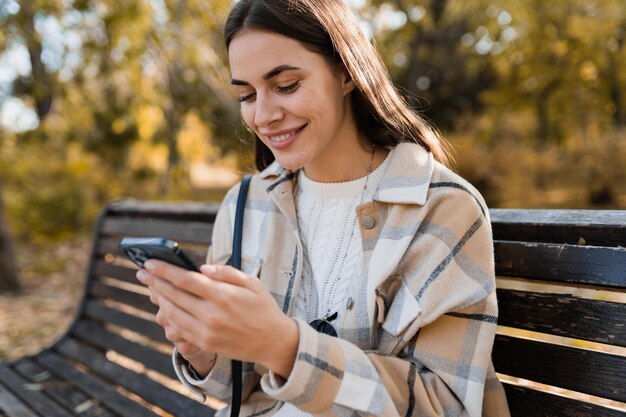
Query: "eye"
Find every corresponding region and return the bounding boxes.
[276,81,300,94]
[238,92,256,103]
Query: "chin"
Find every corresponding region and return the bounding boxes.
[273,155,306,172]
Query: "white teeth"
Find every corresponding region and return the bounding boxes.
[268,129,298,142]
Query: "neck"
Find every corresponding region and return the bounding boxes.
[304,144,389,183]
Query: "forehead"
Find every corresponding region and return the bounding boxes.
[228,30,320,79]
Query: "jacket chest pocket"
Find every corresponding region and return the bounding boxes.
[376,275,422,353]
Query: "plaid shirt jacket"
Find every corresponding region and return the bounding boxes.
[174,143,511,417]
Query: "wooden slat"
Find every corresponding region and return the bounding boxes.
[503,384,626,417]
[37,353,159,417]
[13,360,116,417]
[497,289,626,347]
[95,261,138,284]
[493,335,626,402]
[84,302,167,344]
[101,217,213,245]
[89,282,157,314]
[0,367,74,417]
[73,322,175,379]
[107,200,220,221]
[490,209,626,247]
[57,339,213,417]
[0,378,39,417]
[494,241,626,288]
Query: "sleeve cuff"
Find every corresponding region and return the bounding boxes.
[172,348,217,402]
[260,318,322,401]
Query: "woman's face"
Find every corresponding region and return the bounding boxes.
[229,29,359,179]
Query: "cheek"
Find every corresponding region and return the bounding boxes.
[240,104,255,128]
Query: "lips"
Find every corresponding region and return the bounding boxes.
[262,124,307,150]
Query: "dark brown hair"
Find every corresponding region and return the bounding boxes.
[225,0,452,170]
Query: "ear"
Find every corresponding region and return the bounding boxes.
[340,68,355,96]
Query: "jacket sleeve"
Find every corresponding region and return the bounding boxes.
[260,187,506,417]
[171,181,262,403]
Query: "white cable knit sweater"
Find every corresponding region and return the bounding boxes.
[274,151,392,417]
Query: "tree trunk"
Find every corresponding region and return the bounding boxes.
[20,0,54,121]
[0,185,20,293]
[607,55,624,127]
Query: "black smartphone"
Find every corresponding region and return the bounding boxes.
[119,237,200,272]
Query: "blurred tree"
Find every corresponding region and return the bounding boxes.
[144,0,240,193]
[602,20,625,127]
[483,0,626,145]
[364,0,500,130]
[0,180,19,292]
[0,0,65,291]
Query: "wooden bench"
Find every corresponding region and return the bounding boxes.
[0,200,624,417]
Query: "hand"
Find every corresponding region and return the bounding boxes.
[138,270,216,375]
[137,260,299,378]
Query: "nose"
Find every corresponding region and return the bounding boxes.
[254,92,284,129]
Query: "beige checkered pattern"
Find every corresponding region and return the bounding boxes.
[174,143,511,417]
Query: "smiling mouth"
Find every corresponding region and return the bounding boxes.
[265,125,307,143]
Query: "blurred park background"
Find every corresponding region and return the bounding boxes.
[0,0,625,359]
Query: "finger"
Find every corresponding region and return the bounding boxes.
[149,273,207,315]
[136,270,165,306]
[157,294,220,350]
[144,259,221,299]
[200,264,259,291]
[149,287,160,305]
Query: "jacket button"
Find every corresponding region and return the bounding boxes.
[361,216,375,229]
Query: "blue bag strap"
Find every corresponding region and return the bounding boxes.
[230,174,251,417]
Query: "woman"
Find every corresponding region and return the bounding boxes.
[136,0,511,416]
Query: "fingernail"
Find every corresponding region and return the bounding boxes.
[201,264,216,274]
[144,260,155,271]
[136,270,147,282]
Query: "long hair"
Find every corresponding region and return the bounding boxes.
[225,0,453,170]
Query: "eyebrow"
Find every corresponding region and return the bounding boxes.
[231,65,301,86]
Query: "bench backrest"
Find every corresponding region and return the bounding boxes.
[490,209,626,417]
[62,201,625,417]
[63,200,221,416]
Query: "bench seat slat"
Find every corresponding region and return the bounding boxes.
[101,218,213,245]
[84,302,167,344]
[494,241,626,288]
[496,289,626,347]
[0,367,74,417]
[90,282,157,314]
[0,379,39,417]
[503,384,626,417]
[493,335,626,402]
[36,353,159,417]
[57,339,214,417]
[13,360,116,417]
[73,322,175,379]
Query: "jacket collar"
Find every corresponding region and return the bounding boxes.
[260,142,434,206]
[372,142,434,206]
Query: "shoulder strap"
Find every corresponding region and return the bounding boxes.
[231,175,251,271]
[230,174,251,417]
